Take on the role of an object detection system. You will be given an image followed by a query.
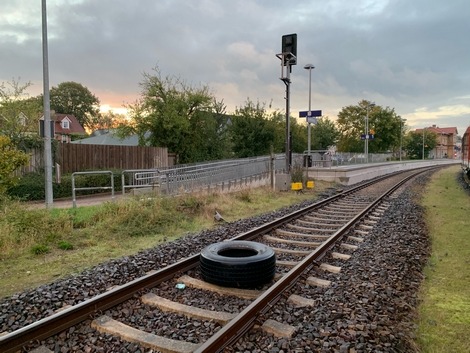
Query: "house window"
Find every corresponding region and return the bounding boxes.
[61,134,68,143]
[61,119,70,129]
[19,112,27,126]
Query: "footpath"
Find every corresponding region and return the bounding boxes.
[27,193,126,209]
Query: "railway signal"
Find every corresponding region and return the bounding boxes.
[276,33,298,172]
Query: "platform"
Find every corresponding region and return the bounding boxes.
[305,160,459,186]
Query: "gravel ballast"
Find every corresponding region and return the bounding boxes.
[0,172,438,352]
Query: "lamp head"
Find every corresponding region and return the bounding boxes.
[303,64,315,70]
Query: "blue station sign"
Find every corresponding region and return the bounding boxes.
[361,134,375,140]
[299,110,322,118]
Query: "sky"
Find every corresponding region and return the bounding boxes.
[1,0,469,136]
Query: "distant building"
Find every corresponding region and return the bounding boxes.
[416,125,458,159]
[71,129,150,146]
[40,113,86,143]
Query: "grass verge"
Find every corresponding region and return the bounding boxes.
[0,182,333,298]
[416,165,470,352]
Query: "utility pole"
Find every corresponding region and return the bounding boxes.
[42,0,53,208]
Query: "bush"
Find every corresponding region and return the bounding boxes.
[7,170,124,201]
[58,240,74,250]
[0,136,29,195]
[0,200,73,257]
[30,244,50,255]
[7,172,46,201]
[290,162,305,183]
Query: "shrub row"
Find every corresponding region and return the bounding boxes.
[7,171,125,201]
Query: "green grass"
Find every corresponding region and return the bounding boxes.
[0,182,333,298]
[416,165,470,353]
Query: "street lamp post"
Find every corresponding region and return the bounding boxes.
[400,118,406,161]
[42,0,53,208]
[364,103,375,163]
[422,127,426,160]
[304,64,315,156]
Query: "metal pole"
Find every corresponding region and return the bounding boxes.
[400,120,403,161]
[305,65,314,155]
[42,0,53,208]
[364,103,375,164]
[304,64,314,183]
[422,127,425,160]
[365,108,369,163]
[285,65,291,172]
[364,113,367,163]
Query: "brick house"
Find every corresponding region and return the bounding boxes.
[40,113,86,143]
[416,125,458,159]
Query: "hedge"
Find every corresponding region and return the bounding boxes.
[7,171,125,201]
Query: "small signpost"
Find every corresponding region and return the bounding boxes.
[361,134,375,140]
[299,110,321,125]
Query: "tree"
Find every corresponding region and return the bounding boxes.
[260,110,309,155]
[310,117,340,150]
[229,100,276,158]
[0,79,42,149]
[124,68,229,163]
[185,99,232,161]
[0,135,29,195]
[50,81,100,130]
[269,110,287,153]
[290,117,308,153]
[336,100,402,153]
[88,110,128,132]
[404,130,437,159]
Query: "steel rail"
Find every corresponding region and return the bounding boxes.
[0,257,200,353]
[193,168,428,352]
[0,168,433,353]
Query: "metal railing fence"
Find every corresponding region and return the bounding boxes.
[120,152,392,196]
[72,171,115,208]
[122,154,289,195]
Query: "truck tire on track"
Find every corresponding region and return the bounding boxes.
[200,241,276,289]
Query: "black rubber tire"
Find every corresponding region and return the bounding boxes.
[200,241,276,289]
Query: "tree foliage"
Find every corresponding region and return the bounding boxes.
[230,100,277,157]
[50,81,100,130]
[0,135,29,194]
[336,100,403,154]
[290,117,308,153]
[124,68,230,163]
[123,67,312,162]
[228,101,309,157]
[89,110,128,132]
[404,130,438,159]
[0,79,42,148]
[310,117,340,150]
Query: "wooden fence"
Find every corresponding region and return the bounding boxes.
[21,144,174,174]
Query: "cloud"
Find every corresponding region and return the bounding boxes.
[1,0,469,135]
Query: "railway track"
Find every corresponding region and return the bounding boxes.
[1,167,436,353]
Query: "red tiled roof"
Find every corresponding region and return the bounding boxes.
[52,113,86,135]
[416,126,458,135]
